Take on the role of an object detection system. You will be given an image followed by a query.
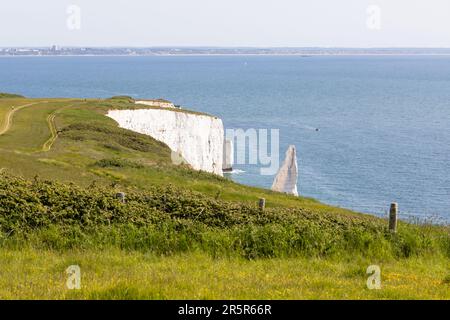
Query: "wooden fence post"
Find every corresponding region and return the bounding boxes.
[258,198,266,211]
[116,192,126,203]
[389,202,398,233]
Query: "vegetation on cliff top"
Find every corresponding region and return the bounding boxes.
[1,172,449,260]
[0,92,25,99]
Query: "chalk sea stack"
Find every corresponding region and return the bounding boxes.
[271,145,299,196]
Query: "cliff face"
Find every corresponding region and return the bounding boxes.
[271,145,298,196]
[107,109,224,176]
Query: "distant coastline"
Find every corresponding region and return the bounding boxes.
[2,47,450,57]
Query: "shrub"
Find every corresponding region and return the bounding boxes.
[0,174,448,260]
[94,158,144,169]
[0,92,25,98]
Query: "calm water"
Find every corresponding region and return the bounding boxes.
[1,55,449,221]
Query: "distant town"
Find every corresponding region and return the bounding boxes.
[1,46,450,56]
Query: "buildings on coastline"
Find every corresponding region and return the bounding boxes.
[1,46,450,56]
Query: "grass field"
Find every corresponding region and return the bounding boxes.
[0,94,448,300]
[1,250,448,299]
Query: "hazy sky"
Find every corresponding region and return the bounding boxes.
[1,0,450,47]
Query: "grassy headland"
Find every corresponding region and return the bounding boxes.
[0,95,448,299]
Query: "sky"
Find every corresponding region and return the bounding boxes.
[1,0,450,47]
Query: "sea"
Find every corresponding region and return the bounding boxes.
[0,55,449,222]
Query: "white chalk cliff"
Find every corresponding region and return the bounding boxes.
[107,109,224,176]
[271,145,298,196]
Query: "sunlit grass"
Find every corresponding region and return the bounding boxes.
[0,249,448,300]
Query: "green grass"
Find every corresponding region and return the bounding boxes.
[0,95,448,299]
[0,105,9,132]
[0,101,63,151]
[0,249,448,299]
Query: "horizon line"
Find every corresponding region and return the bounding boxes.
[2,46,450,49]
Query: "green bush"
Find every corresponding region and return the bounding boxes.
[0,92,25,98]
[0,174,448,260]
[94,158,144,169]
[108,96,135,103]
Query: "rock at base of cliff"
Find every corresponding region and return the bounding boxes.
[222,139,234,172]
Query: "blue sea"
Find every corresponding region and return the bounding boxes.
[1,55,449,222]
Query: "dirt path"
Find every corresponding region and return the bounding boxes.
[41,104,74,152]
[0,102,41,136]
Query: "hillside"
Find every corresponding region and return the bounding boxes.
[0,95,449,299]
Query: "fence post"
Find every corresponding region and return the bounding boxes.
[116,192,126,203]
[389,202,398,233]
[258,198,266,211]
